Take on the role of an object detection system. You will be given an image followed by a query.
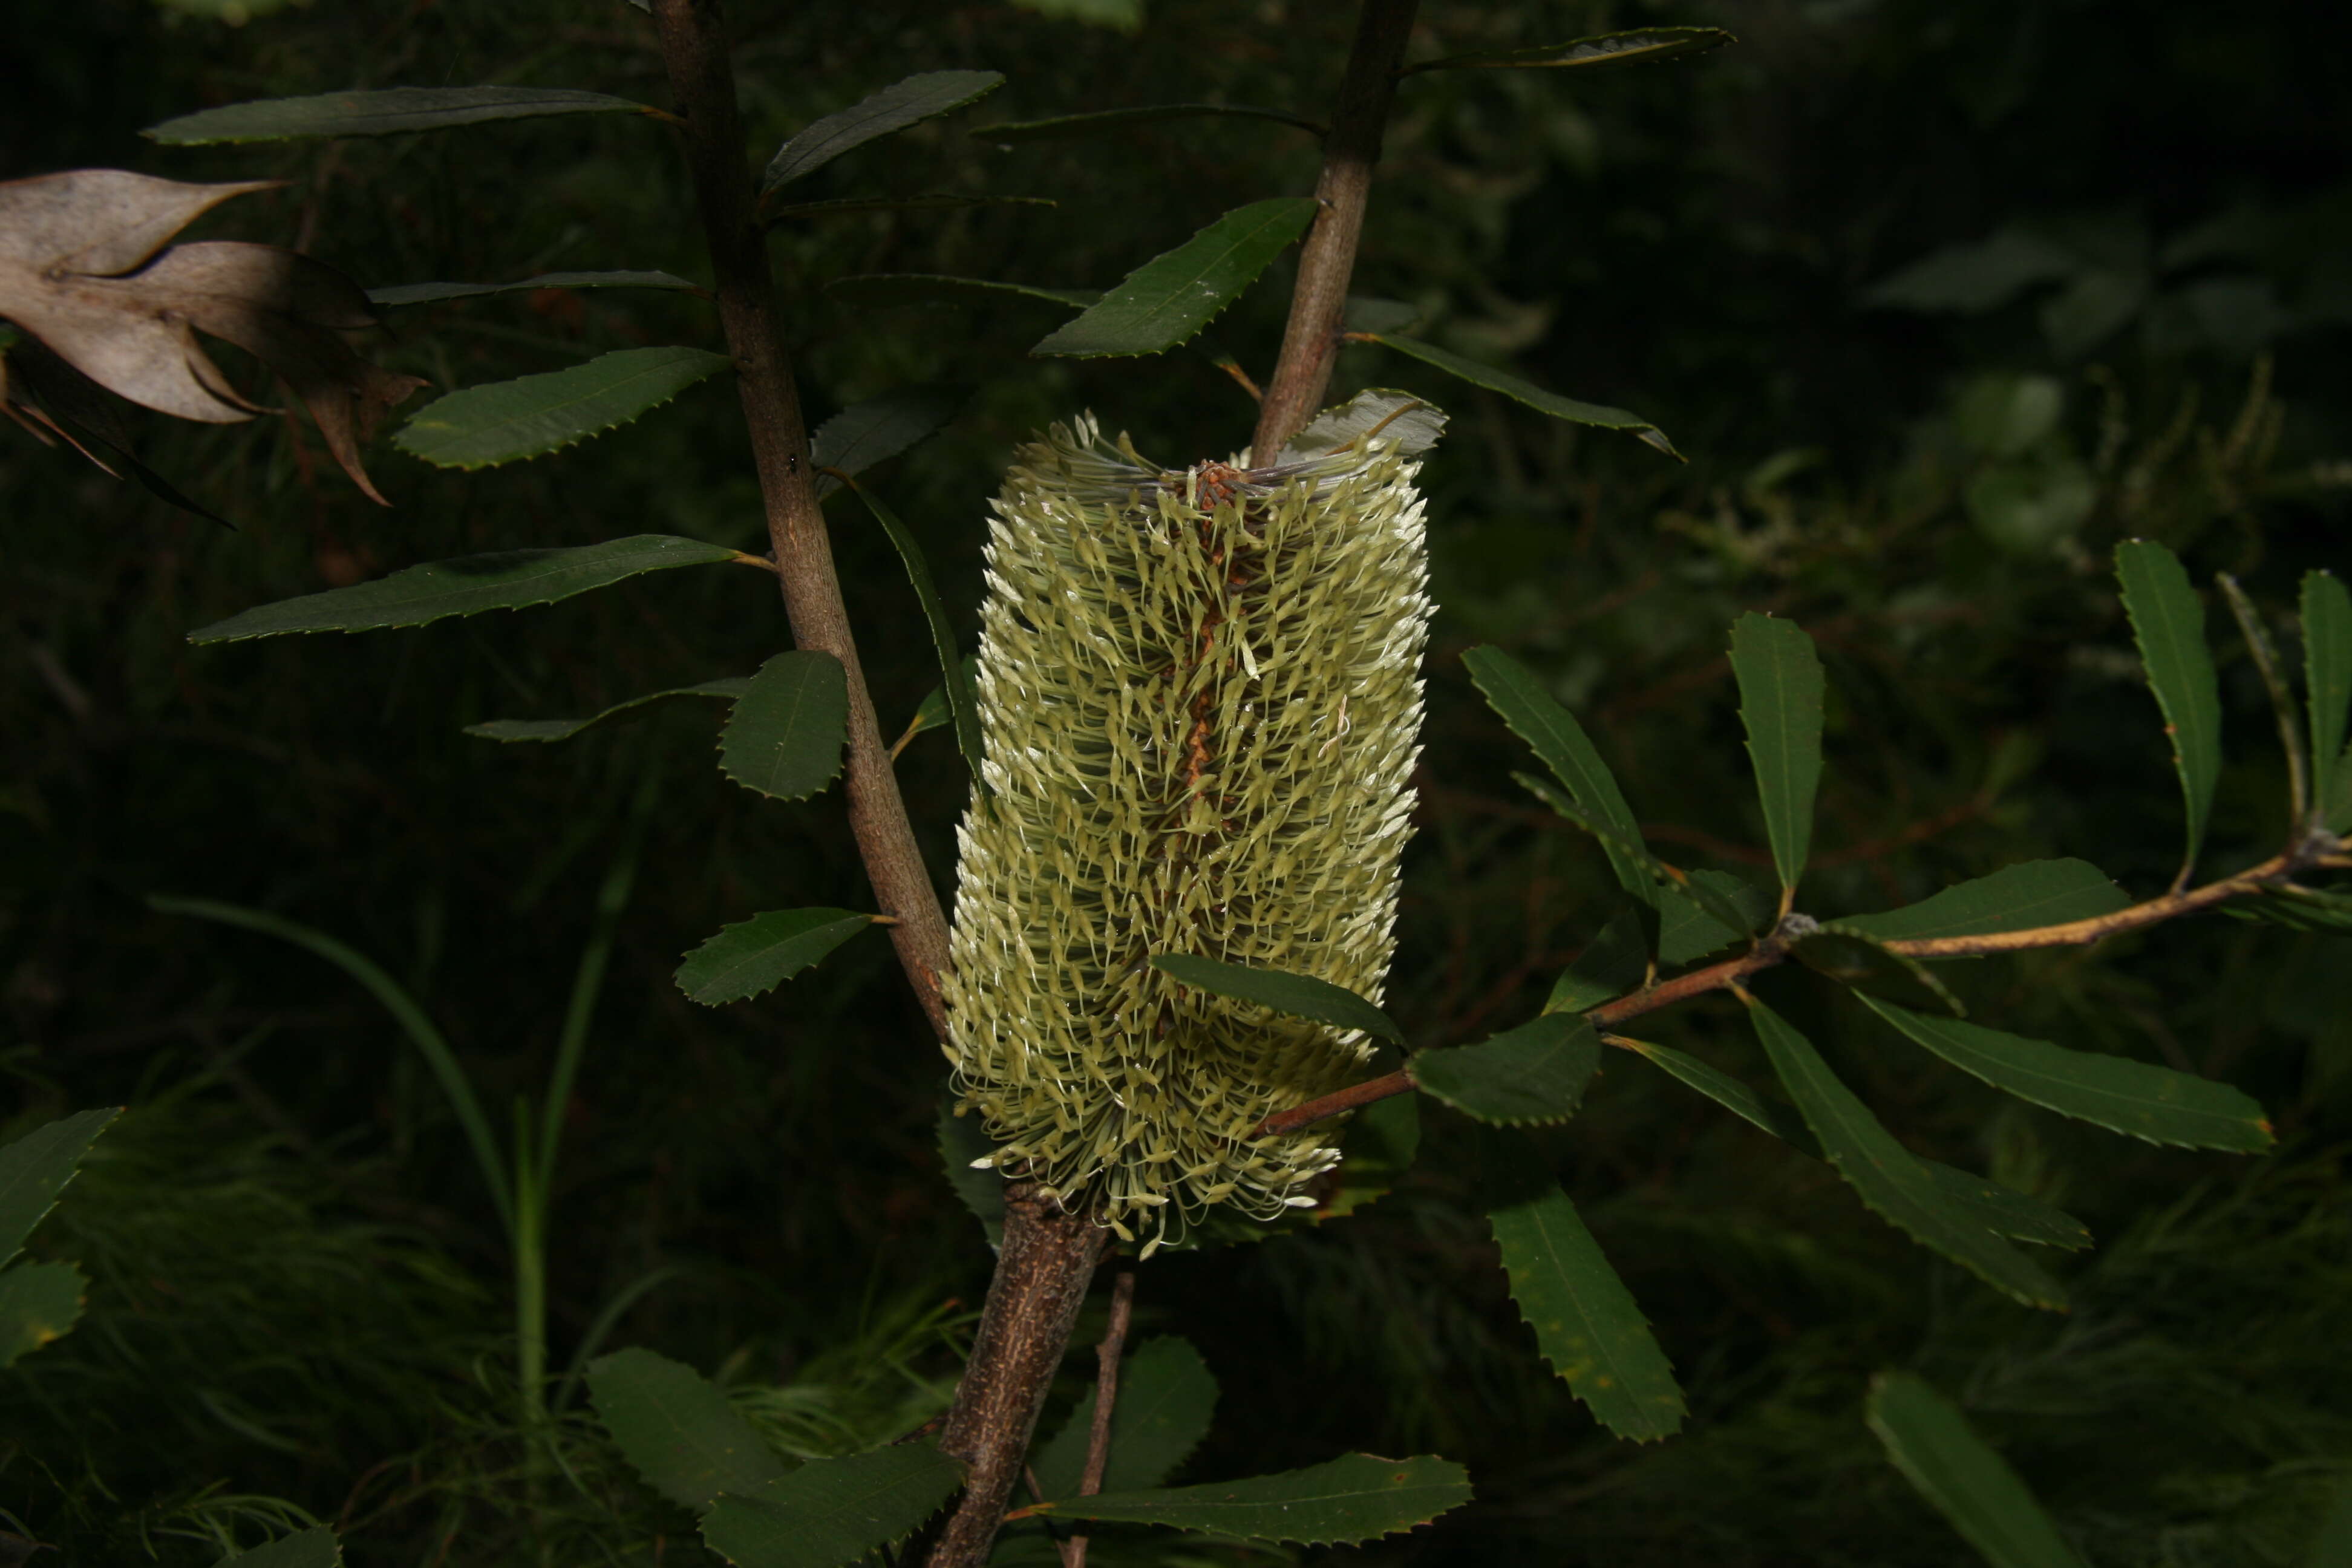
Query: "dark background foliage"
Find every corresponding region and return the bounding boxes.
[4,1,2347,1563]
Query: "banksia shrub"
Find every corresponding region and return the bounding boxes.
[944,409,1436,1253]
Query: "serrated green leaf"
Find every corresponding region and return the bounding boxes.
[1746,999,2066,1308]
[1729,613,1826,897]
[223,1525,342,1567]
[762,70,1005,192]
[189,535,743,644]
[1858,995,2273,1152]
[1547,904,1650,1013]
[1836,860,2129,944]
[765,192,1054,221]
[936,1100,1005,1248]
[1656,869,1771,967]
[1033,198,1318,358]
[1798,925,1968,1019]
[1921,1163,2092,1252]
[368,270,696,307]
[972,102,1322,142]
[718,652,847,802]
[1365,334,1677,457]
[1401,26,1734,76]
[1490,1175,1684,1440]
[145,86,655,145]
[1032,1336,1220,1500]
[466,678,748,743]
[2117,540,2223,879]
[826,273,1100,312]
[2304,570,2352,825]
[1410,1013,1599,1126]
[0,1261,88,1368]
[701,1445,964,1567]
[1147,955,1403,1045]
[836,484,983,785]
[811,387,964,500]
[1031,1453,1471,1545]
[1869,1373,2088,1568]
[1463,645,1650,903]
[675,909,877,1007]
[395,346,733,469]
[586,1347,786,1511]
[0,1107,119,1266]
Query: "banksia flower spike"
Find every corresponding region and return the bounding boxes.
[944,396,1441,1255]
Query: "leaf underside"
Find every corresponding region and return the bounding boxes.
[1367,333,1677,457]
[146,86,654,145]
[368,270,696,307]
[762,70,1005,192]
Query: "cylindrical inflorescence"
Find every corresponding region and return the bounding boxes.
[943,414,1431,1253]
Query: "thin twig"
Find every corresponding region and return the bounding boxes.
[1062,1270,1137,1568]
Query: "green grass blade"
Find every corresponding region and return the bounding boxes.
[1858,994,2273,1151]
[2303,570,2352,826]
[675,910,880,1006]
[1868,1372,2088,1568]
[0,1261,88,1369]
[1033,198,1318,358]
[1401,25,1734,75]
[1366,333,1677,456]
[189,535,745,643]
[835,482,984,783]
[1031,1336,1219,1500]
[717,652,848,802]
[701,1445,965,1567]
[1836,859,2128,943]
[538,774,658,1192]
[1489,1178,1686,1441]
[587,1347,786,1512]
[466,678,748,743]
[394,346,733,469]
[2116,540,2224,882]
[1031,1453,1472,1545]
[972,102,1324,141]
[146,86,655,143]
[1148,955,1404,1045]
[146,896,512,1233]
[367,270,696,307]
[1746,998,2066,1308]
[809,387,964,498]
[1728,613,1826,899]
[1463,645,1650,902]
[1410,1013,1600,1126]
[0,1107,119,1266]
[761,70,1004,192]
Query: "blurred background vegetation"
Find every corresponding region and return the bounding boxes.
[4,1,2347,1563]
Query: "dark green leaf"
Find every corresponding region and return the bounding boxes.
[765,192,1054,221]
[394,346,733,470]
[1342,296,1425,335]
[1491,1176,1685,1440]
[675,909,877,1007]
[1656,869,1771,967]
[1147,955,1404,1045]
[1837,860,2128,944]
[1276,388,1448,462]
[466,678,748,743]
[2226,882,2352,933]
[762,70,1005,192]
[701,1445,964,1567]
[1728,612,1826,896]
[1922,1164,2092,1252]
[836,484,984,783]
[1031,1453,1472,1545]
[2304,570,2352,825]
[1319,1090,1421,1221]
[1513,771,1760,946]
[718,652,848,802]
[368,270,697,307]
[0,1262,87,1370]
[223,1526,342,1567]
[145,86,655,145]
[1033,198,1318,358]
[2117,540,2224,877]
[1463,645,1650,903]
[189,535,745,644]
[826,273,1099,312]
[1747,999,2066,1308]
[1410,1013,1599,1126]
[1365,334,1677,457]
[1868,1373,2088,1568]
[1011,0,1143,26]
[972,102,1322,142]
[1858,995,2273,1152]
[0,1107,119,1265]
[1865,230,2077,315]
[587,1347,786,1511]
[1623,1038,1817,1148]
[1032,1336,1219,1500]
[1547,904,1650,1013]
[811,387,965,500]
[936,1100,1004,1248]
[1402,26,1734,76]
[895,658,982,754]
